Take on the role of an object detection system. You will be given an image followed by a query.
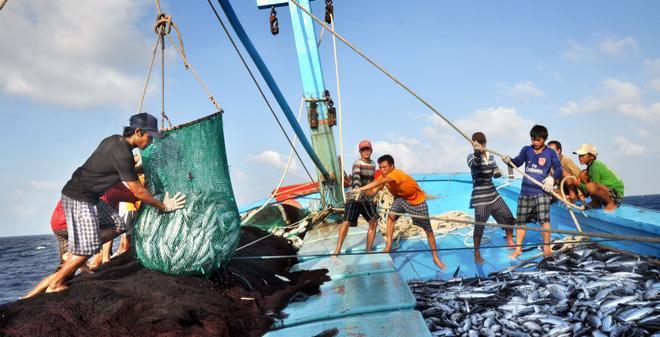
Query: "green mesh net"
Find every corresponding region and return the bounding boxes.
[133,112,241,275]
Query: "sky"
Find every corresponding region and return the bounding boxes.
[1,0,659,237]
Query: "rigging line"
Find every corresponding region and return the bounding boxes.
[0,0,8,13]
[230,238,620,260]
[164,34,223,112]
[207,0,317,185]
[136,35,162,115]
[241,97,306,225]
[287,0,584,214]
[330,207,660,244]
[330,13,346,203]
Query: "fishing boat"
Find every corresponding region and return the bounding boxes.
[210,1,660,336]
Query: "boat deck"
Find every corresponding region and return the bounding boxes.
[256,173,660,336]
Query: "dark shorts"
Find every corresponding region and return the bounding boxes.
[608,188,622,205]
[344,200,379,226]
[61,194,125,256]
[516,194,552,226]
[473,197,515,239]
[52,229,68,266]
[389,198,432,232]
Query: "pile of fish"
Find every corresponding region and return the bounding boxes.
[410,244,660,337]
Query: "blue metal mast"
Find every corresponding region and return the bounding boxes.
[218,0,344,207]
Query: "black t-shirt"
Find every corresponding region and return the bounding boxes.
[62,135,138,203]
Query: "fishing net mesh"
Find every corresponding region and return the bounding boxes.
[133,112,241,275]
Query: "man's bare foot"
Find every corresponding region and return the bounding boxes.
[604,202,617,213]
[509,249,522,259]
[542,247,552,258]
[506,239,515,249]
[433,258,446,270]
[331,249,340,256]
[474,253,485,264]
[45,284,69,293]
[383,247,391,253]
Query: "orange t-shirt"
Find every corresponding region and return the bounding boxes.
[385,168,426,205]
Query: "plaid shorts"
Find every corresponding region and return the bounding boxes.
[389,198,432,232]
[516,194,552,226]
[474,197,515,239]
[344,199,379,226]
[61,194,126,256]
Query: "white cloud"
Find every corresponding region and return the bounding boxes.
[645,58,660,74]
[613,136,646,156]
[499,81,545,101]
[561,40,595,62]
[650,78,660,92]
[637,128,649,138]
[558,79,657,120]
[600,36,638,56]
[0,0,151,108]
[248,150,291,171]
[372,107,533,174]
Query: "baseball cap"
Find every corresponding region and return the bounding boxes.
[129,113,164,139]
[358,140,372,150]
[573,144,598,156]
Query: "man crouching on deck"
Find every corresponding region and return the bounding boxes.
[348,155,446,270]
[24,113,186,297]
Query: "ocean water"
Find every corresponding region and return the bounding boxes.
[1,195,659,305]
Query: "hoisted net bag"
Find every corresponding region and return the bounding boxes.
[133,112,240,275]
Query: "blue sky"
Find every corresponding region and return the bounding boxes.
[1,0,659,237]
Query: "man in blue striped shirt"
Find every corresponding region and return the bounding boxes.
[468,132,515,263]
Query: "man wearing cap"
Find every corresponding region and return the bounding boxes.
[574,144,624,212]
[333,140,380,255]
[39,112,186,295]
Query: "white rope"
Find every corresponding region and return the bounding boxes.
[241,98,306,225]
[329,14,346,203]
[135,35,162,115]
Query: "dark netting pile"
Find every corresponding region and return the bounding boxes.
[133,112,241,275]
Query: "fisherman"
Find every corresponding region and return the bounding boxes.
[468,132,515,264]
[87,181,140,269]
[332,140,379,255]
[548,140,583,202]
[24,112,186,298]
[349,155,446,270]
[573,144,624,212]
[22,180,141,299]
[503,125,562,259]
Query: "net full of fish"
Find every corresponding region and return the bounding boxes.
[410,244,660,337]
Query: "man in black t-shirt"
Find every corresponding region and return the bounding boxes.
[26,113,186,297]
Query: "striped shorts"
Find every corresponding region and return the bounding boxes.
[473,197,515,239]
[344,200,379,226]
[389,198,432,232]
[61,194,126,256]
[516,194,552,226]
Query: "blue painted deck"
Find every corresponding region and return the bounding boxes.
[247,172,659,336]
[265,224,430,336]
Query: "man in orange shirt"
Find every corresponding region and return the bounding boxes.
[352,155,446,270]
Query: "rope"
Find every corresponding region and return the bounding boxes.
[560,175,584,233]
[287,0,586,216]
[207,0,318,187]
[236,212,312,251]
[329,207,660,244]
[135,35,162,115]
[329,13,346,203]
[0,0,8,13]
[241,98,306,225]
[231,238,619,261]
